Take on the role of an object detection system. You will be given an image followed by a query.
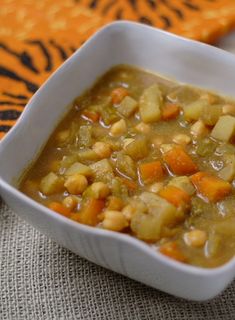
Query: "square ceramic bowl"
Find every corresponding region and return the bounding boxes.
[1,21,235,301]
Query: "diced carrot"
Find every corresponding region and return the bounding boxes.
[163,146,198,175]
[139,161,165,184]
[159,241,187,263]
[120,177,138,191]
[72,199,105,226]
[111,87,129,104]
[48,202,71,217]
[158,185,191,208]
[82,110,100,122]
[190,172,232,202]
[162,103,180,120]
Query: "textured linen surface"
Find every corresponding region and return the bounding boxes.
[0,199,235,320]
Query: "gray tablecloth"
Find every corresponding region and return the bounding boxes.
[1,199,235,320]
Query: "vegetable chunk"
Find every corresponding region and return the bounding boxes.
[163,146,198,175]
[117,96,138,118]
[40,172,64,195]
[211,115,235,142]
[139,84,163,123]
[139,161,165,184]
[190,172,232,202]
[158,185,191,208]
[73,199,105,226]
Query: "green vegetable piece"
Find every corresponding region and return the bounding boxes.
[201,104,222,126]
[117,96,138,118]
[78,125,92,148]
[196,138,217,156]
[116,153,137,179]
[125,137,149,160]
[184,99,208,122]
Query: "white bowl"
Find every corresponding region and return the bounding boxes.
[1,21,235,301]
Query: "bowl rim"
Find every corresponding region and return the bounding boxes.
[1,20,235,276]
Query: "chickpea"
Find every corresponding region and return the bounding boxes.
[190,120,208,137]
[64,174,88,195]
[62,195,79,211]
[122,204,136,221]
[184,229,207,247]
[222,104,235,116]
[135,122,151,134]
[148,182,164,194]
[107,196,124,211]
[56,130,69,144]
[102,210,128,231]
[173,134,191,145]
[92,142,112,159]
[90,182,110,199]
[110,119,127,136]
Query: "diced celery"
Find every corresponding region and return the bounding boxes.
[116,153,137,179]
[90,159,114,182]
[168,176,195,195]
[201,104,222,126]
[117,96,138,118]
[78,125,92,147]
[125,137,149,160]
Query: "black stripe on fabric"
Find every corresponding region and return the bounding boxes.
[0,101,25,106]
[128,0,137,10]
[139,16,153,26]
[0,125,11,132]
[89,0,98,9]
[0,110,22,120]
[160,15,172,29]
[2,92,28,100]
[147,0,157,9]
[183,1,199,11]
[26,40,53,72]
[116,8,123,20]
[0,66,39,93]
[50,40,68,61]
[102,0,116,14]
[160,0,184,19]
[0,43,39,74]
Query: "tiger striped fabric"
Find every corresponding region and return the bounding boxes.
[1,0,235,138]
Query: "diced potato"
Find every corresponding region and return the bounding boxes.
[218,154,235,181]
[117,96,138,118]
[78,125,93,148]
[110,119,127,136]
[125,137,149,160]
[168,176,195,196]
[148,182,164,194]
[139,84,163,123]
[116,153,137,179]
[130,192,179,241]
[39,172,64,196]
[190,120,208,137]
[211,115,235,142]
[201,104,222,126]
[65,162,93,177]
[183,99,207,122]
[90,159,114,182]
